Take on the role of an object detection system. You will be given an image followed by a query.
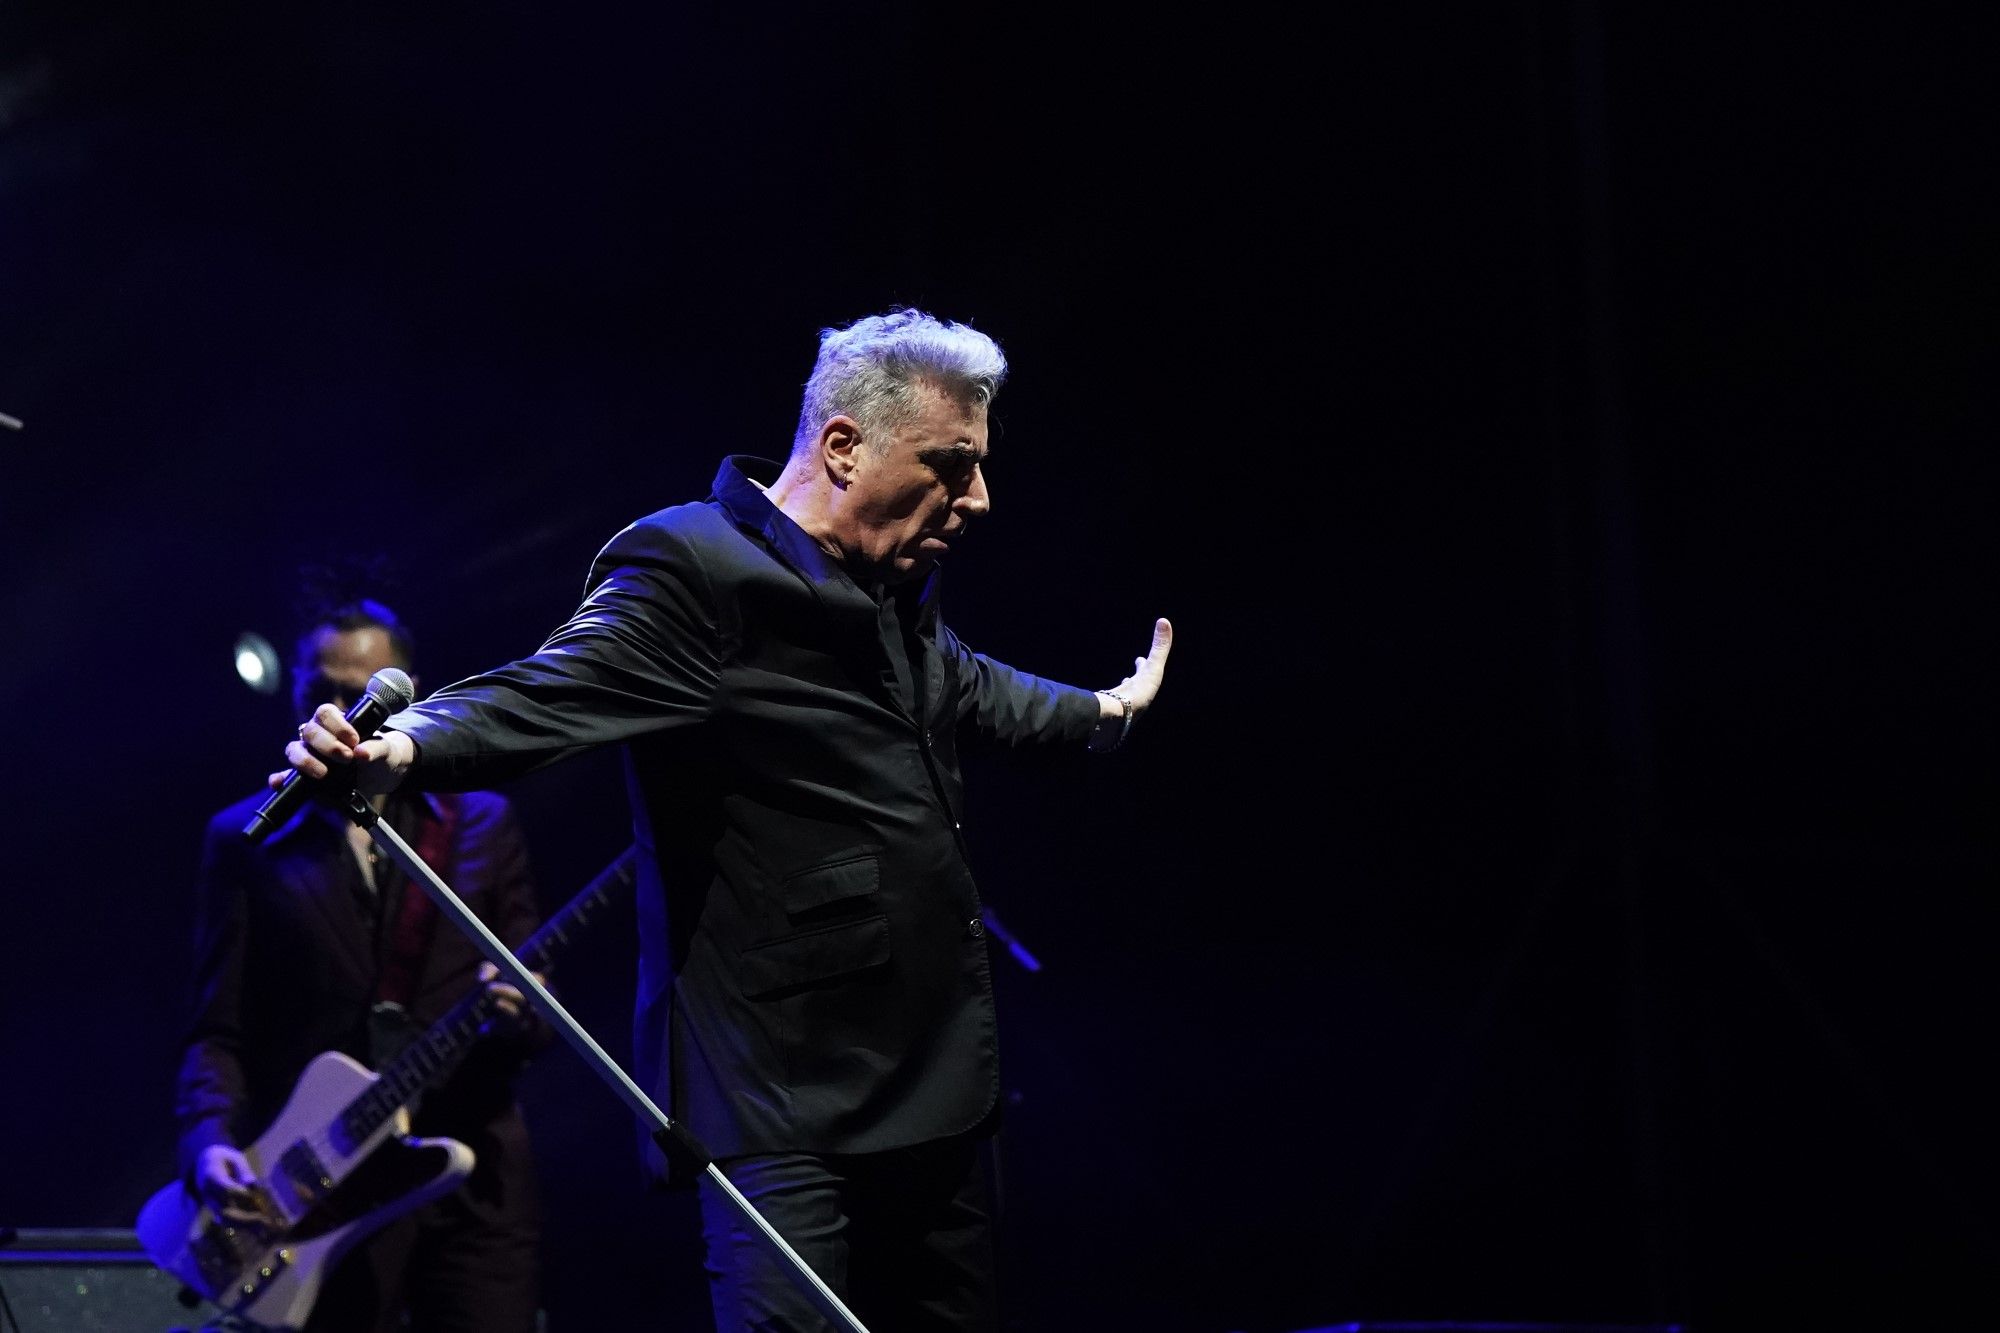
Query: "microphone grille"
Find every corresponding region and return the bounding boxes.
[363,667,417,712]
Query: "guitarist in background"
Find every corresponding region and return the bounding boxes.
[175,592,548,1332]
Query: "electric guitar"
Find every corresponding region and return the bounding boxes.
[135,845,639,1331]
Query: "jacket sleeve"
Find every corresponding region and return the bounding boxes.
[389,515,722,789]
[174,814,252,1179]
[938,621,1102,746]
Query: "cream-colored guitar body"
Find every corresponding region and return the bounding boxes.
[136,1051,472,1331]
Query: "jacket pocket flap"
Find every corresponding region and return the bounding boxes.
[740,914,891,999]
[778,852,881,917]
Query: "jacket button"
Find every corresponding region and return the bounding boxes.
[967,918,985,939]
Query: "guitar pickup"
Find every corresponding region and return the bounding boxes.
[278,1140,336,1211]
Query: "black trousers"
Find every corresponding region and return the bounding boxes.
[698,1133,998,1333]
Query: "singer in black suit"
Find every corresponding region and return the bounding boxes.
[182,601,546,1333]
[287,309,1174,1331]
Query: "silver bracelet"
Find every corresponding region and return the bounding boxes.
[1102,691,1134,751]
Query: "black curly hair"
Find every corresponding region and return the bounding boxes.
[291,558,415,713]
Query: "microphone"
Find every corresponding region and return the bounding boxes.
[243,667,416,842]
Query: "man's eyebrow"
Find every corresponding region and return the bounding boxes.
[921,442,986,457]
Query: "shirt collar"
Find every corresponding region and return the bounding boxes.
[710,455,942,622]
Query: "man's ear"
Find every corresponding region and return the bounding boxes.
[819,415,862,487]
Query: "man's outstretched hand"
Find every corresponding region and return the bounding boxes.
[1092,617,1173,749]
[1112,617,1173,713]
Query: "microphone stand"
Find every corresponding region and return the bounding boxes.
[342,794,874,1333]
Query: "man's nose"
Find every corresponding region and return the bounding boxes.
[958,464,991,517]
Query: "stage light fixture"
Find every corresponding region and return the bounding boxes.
[235,632,280,695]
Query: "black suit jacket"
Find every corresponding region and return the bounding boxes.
[391,456,1100,1165]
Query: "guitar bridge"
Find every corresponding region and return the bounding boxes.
[191,1221,250,1294]
[191,1196,284,1297]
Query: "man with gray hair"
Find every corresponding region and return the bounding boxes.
[285,308,1173,1330]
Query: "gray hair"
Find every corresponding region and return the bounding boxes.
[791,308,1008,456]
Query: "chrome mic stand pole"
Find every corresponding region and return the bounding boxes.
[343,795,873,1333]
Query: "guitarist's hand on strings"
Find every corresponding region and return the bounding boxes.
[272,704,418,796]
[194,1145,271,1227]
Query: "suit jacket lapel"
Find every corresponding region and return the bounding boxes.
[713,455,921,723]
[276,811,377,989]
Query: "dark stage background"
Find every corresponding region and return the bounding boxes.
[1,4,1992,1330]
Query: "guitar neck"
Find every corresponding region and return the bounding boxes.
[337,845,641,1145]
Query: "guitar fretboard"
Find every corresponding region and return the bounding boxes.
[335,846,640,1149]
